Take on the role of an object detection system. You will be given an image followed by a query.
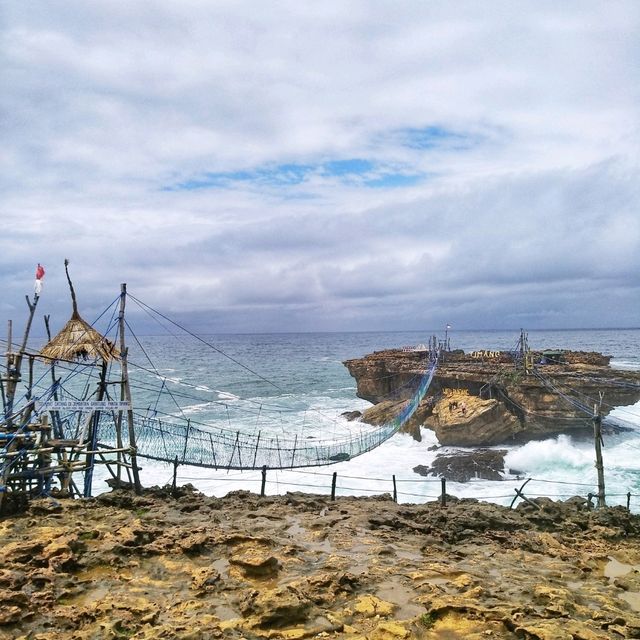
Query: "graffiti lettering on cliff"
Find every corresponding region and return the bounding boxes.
[443,389,469,397]
[470,350,502,359]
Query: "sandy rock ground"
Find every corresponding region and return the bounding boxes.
[1,486,640,639]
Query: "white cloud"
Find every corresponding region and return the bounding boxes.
[1,1,639,333]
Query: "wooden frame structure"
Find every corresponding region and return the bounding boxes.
[1,273,141,515]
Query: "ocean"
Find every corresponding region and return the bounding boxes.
[91,327,640,512]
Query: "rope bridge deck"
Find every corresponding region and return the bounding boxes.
[97,360,438,470]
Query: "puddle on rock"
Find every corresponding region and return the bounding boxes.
[621,591,640,612]
[212,558,229,577]
[396,548,422,562]
[604,557,640,580]
[214,602,240,621]
[424,576,450,586]
[286,517,334,555]
[285,519,307,538]
[376,578,425,619]
[604,557,640,612]
[62,582,111,606]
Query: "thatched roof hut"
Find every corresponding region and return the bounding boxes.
[40,260,119,362]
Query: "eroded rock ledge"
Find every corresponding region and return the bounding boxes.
[344,348,640,446]
[2,486,640,639]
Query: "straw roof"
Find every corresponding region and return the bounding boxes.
[40,315,119,362]
[39,260,120,363]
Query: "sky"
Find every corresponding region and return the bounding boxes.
[1,1,639,335]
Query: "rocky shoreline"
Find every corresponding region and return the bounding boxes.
[2,486,640,639]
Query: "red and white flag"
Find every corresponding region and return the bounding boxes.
[35,263,45,295]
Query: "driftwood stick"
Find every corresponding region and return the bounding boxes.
[510,478,532,509]
[512,486,542,510]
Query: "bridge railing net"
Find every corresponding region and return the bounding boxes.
[96,360,438,470]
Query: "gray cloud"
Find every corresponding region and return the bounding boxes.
[1,1,639,334]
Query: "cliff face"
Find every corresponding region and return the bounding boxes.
[344,349,640,446]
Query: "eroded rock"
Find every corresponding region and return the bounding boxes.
[413,449,507,482]
[1,489,640,639]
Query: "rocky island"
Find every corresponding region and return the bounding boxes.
[343,348,640,447]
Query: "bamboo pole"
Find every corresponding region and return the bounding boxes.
[44,316,64,439]
[4,294,39,427]
[118,284,141,493]
[593,402,606,508]
[0,294,40,514]
[83,360,107,497]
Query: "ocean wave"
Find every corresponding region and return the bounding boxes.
[217,390,240,401]
[182,402,214,415]
[611,360,640,371]
[504,435,594,475]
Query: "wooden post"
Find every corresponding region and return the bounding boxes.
[228,432,239,470]
[172,456,178,495]
[44,315,63,439]
[0,295,39,513]
[253,431,261,469]
[440,477,447,507]
[26,356,34,401]
[83,360,108,497]
[182,419,191,463]
[4,294,39,427]
[593,403,606,508]
[331,472,337,501]
[0,365,7,418]
[261,465,267,497]
[291,433,298,468]
[119,284,142,494]
[3,318,12,417]
[392,474,397,503]
[209,432,217,469]
[7,318,12,354]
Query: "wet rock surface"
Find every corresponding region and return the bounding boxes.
[2,486,640,639]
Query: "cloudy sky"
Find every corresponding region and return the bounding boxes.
[2,1,639,335]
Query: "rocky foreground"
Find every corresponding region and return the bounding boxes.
[2,487,640,639]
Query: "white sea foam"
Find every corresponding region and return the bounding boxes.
[217,390,240,401]
[611,360,640,371]
[608,400,640,427]
[504,435,594,475]
[182,402,214,415]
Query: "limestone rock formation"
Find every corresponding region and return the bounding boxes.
[2,487,640,639]
[344,348,640,446]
